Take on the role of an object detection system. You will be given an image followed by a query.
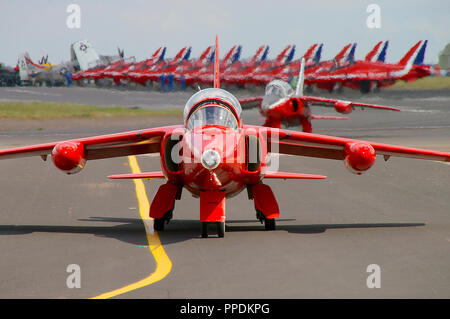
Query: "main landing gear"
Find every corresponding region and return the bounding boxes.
[249,184,279,231]
[153,209,173,231]
[256,211,276,230]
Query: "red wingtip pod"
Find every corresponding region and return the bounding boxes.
[334,101,353,114]
[344,142,376,175]
[51,142,86,174]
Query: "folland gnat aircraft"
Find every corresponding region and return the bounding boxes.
[1,36,449,238]
[239,58,400,132]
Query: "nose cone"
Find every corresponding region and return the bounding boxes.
[201,149,221,170]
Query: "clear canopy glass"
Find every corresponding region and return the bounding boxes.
[184,88,242,120]
[261,80,294,110]
[184,88,242,129]
[186,105,238,130]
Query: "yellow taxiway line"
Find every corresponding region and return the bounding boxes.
[91,155,172,299]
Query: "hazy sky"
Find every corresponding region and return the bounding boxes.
[1,0,449,66]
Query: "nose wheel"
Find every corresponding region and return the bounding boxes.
[201,222,225,238]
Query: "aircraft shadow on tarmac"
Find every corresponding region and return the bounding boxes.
[0,217,149,246]
[0,216,425,246]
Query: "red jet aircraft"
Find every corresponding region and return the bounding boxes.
[308,40,430,93]
[239,58,400,132]
[1,37,449,238]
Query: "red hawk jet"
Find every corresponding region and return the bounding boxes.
[239,58,400,132]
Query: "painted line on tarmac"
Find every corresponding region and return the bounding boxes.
[91,155,172,299]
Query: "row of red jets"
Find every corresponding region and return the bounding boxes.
[72,40,431,94]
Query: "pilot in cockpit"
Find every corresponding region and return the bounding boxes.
[261,79,294,111]
[184,88,242,130]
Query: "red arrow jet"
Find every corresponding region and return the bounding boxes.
[308,40,431,93]
[1,37,449,238]
[239,58,400,132]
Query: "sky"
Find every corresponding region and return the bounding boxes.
[1,0,449,66]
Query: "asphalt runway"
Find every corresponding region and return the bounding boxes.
[0,86,449,298]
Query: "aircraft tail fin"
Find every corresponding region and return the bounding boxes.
[70,40,102,70]
[334,43,352,61]
[397,41,423,66]
[365,41,389,63]
[151,47,166,62]
[214,35,220,88]
[312,43,323,64]
[221,45,241,68]
[344,43,357,62]
[231,45,242,64]
[303,43,323,65]
[275,45,293,64]
[376,41,389,62]
[222,45,236,63]
[302,44,318,62]
[261,45,269,62]
[412,40,427,65]
[18,52,49,81]
[199,45,214,61]
[172,47,188,63]
[183,47,192,61]
[18,52,32,81]
[365,41,383,61]
[250,45,269,64]
[285,45,296,64]
[159,47,167,62]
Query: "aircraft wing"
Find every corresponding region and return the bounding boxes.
[245,125,450,162]
[0,125,182,161]
[239,97,262,110]
[300,96,401,112]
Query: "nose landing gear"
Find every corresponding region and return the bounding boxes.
[201,221,225,238]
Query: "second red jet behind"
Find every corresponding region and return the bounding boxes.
[239,58,400,132]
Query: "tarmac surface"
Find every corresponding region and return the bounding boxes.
[0,86,449,298]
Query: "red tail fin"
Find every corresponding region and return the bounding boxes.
[275,45,292,63]
[365,41,383,61]
[214,35,220,88]
[302,43,318,61]
[397,41,422,66]
[334,43,352,61]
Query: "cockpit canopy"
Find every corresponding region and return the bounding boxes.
[184,88,242,130]
[261,79,294,110]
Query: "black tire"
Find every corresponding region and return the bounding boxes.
[201,222,208,238]
[154,218,165,231]
[264,218,276,231]
[217,222,225,238]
